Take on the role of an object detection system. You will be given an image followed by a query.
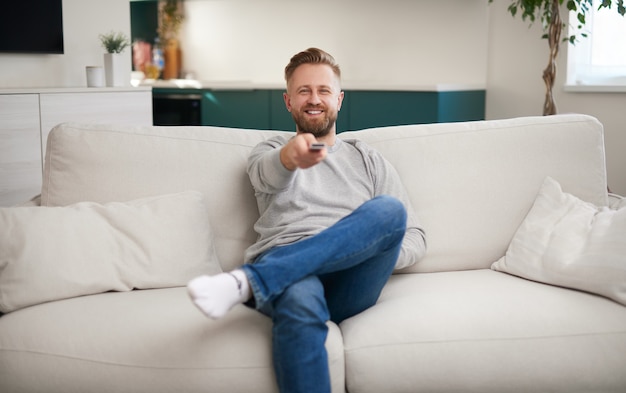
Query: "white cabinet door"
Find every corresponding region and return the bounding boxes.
[0,94,42,206]
[0,89,152,206]
[39,90,153,158]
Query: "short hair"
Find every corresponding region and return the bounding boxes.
[284,48,341,86]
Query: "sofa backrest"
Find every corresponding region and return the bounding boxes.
[342,114,608,273]
[42,114,607,274]
[42,123,291,273]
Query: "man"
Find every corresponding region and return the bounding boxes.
[188,48,426,393]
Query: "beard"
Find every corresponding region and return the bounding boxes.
[291,105,338,138]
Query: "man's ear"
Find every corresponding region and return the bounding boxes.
[283,92,292,112]
[337,91,345,111]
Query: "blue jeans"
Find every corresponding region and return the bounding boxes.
[241,195,407,393]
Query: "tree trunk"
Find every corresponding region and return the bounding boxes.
[542,0,561,115]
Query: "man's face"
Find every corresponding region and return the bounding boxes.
[284,64,344,138]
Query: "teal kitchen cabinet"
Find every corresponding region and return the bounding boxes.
[346,90,485,130]
[152,87,485,131]
[201,90,271,129]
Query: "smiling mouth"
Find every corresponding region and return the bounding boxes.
[304,105,325,115]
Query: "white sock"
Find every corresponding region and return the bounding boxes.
[187,270,251,319]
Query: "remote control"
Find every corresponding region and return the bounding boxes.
[310,143,326,151]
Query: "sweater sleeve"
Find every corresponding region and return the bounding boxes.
[360,142,427,270]
[247,136,295,194]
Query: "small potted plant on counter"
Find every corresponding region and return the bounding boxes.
[99,31,130,87]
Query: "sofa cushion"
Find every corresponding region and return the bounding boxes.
[341,269,626,393]
[0,191,220,313]
[341,114,609,273]
[41,123,291,272]
[491,176,626,305]
[0,288,346,393]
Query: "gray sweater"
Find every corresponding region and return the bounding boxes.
[245,135,426,269]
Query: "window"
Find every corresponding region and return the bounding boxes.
[566,6,626,90]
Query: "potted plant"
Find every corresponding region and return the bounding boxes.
[99,31,130,87]
[99,31,130,54]
[490,0,625,115]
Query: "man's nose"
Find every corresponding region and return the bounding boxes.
[307,91,322,104]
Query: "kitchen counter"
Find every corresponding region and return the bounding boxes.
[0,86,152,95]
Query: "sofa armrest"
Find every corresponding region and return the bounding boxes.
[609,192,626,209]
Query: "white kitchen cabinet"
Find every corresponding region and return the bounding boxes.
[0,94,42,206]
[0,87,152,206]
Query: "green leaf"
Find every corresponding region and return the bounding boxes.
[488,0,626,47]
[567,0,577,11]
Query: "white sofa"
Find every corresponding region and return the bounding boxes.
[1,114,625,393]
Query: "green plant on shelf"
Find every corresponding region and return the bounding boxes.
[99,31,130,54]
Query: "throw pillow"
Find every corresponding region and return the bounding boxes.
[491,177,626,305]
[0,191,221,313]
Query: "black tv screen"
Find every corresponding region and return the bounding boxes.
[0,0,64,54]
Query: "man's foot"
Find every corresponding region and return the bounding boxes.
[187,270,251,319]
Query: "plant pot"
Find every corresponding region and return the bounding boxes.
[103,53,126,87]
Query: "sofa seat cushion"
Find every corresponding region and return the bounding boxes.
[0,287,345,393]
[341,269,626,393]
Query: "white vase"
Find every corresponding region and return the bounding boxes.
[103,53,125,87]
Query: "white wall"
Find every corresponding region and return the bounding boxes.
[0,0,487,89]
[0,0,132,88]
[486,0,626,195]
[179,0,489,87]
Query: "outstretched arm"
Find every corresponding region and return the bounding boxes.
[247,134,327,194]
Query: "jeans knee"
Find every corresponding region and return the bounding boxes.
[369,195,407,231]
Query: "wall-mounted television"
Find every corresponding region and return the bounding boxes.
[0,0,64,54]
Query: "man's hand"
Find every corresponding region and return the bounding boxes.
[280,134,327,171]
